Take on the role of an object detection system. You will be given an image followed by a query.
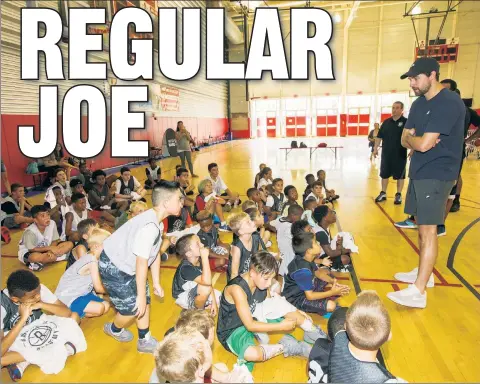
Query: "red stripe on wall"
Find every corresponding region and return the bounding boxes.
[1,114,228,190]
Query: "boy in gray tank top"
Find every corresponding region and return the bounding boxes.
[98,181,184,355]
[55,228,111,319]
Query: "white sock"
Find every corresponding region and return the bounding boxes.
[300,319,315,332]
[260,344,284,360]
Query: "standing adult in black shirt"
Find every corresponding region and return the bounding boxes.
[373,102,408,205]
[387,58,465,309]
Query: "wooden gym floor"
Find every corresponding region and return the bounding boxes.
[1,137,479,383]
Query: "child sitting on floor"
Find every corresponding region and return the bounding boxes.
[44,168,72,209]
[154,329,213,383]
[217,251,321,373]
[270,205,304,276]
[304,181,325,206]
[145,158,162,189]
[241,200,257,212]
[303,174,316,202]
[302,198,319,229]
[70,179,116,227]
[1,270,85,381]
[263,178,285,219]
[254,163,267,188]
[313,205,351,272]
[257,167,273,190]
[61,193,89,242]
[55,228,111,320]
[328,291,405,383]
[246,188,264,213]
[194,179,229,231]
[317,170,339,202]
[172,234,221,314]
[18,205,74,272]
[227,212,267,281]
[196,210,230,271]
[282,231,350,316]
[65,218,97,270]
[244,207,272,247]
[115,200,147,230]
[281,185,300,217]
[151,310,252,383]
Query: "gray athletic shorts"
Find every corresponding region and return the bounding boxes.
[98,251,151,316]
[405,179,455,225]
[2,212,32,229]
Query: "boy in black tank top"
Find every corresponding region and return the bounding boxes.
[171,235,220,312]
[226,212,267,281]
[282,232,350,315]
[328,291,405,383]
[217,251,316,373]
[65,218,97,270]
[312,206,352,271]
[264,178,285,219]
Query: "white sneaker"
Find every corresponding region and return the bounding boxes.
[394,267,434,288]
[265,241,272,248]
[387,284,427,308]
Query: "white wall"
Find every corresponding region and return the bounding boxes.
[243,1,480,107]
[1,0,228,118]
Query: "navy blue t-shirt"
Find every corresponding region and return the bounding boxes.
[406,88,465,180]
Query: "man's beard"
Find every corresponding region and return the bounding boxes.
[412,81,431,96]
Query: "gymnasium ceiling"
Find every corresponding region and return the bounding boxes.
[224,1,419,14]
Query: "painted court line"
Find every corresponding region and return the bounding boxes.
[373,201,449,285]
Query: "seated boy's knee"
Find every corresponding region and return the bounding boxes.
[327,300,336,313]
[70,312,81,324]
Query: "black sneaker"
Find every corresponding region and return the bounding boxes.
[394,193,402,205]
[161,253,168,262]
[375,191,387,203]
[450,198,460,212]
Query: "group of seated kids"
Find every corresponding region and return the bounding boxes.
[1,155,401,383]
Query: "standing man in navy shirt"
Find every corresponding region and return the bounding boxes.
[387,58,465,309]
[373,101,409,205]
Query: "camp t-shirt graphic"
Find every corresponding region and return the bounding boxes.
[19,319,60,351]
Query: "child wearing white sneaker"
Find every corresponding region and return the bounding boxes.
[18,205,74,272]
[328,291,407,383]
[217,251,316,373]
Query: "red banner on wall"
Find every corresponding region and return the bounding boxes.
[160,86,180,112]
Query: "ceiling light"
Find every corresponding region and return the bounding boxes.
[412,5,421,15]
[333,13,342,23]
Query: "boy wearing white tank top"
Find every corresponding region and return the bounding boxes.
[18,205,74,272]
[61,193,89,242]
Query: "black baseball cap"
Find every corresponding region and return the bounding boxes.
[400,57,439,79]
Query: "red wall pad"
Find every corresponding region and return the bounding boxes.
[267,117,276,127]
[267,129,276,138]
[1,114,228,191]
[286,128,296,137]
